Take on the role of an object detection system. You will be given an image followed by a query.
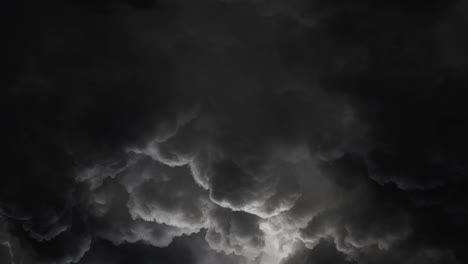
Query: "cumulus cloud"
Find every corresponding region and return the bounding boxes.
[299,155,412,254]
[123,156,211,229]
[2,0,468,264]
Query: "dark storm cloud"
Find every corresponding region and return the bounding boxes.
[284,239,356,264]
[299,155,411,258]
[205,208,264,260]
[1,0,182,262]
[78,238,195,264]
[2,0,468,264]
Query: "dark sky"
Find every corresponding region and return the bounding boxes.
[2,0,468,264]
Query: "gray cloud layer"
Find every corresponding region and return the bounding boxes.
[2,0,468,264]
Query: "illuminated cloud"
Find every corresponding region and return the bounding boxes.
[2,1,468,264]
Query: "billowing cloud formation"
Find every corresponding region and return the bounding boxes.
[2,0,468,264]
[206,208,264,260]
[299,155,412,257]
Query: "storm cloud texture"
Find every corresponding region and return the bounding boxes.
[2,0,468,264]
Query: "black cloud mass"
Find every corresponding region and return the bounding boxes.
[2,0,468,263]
